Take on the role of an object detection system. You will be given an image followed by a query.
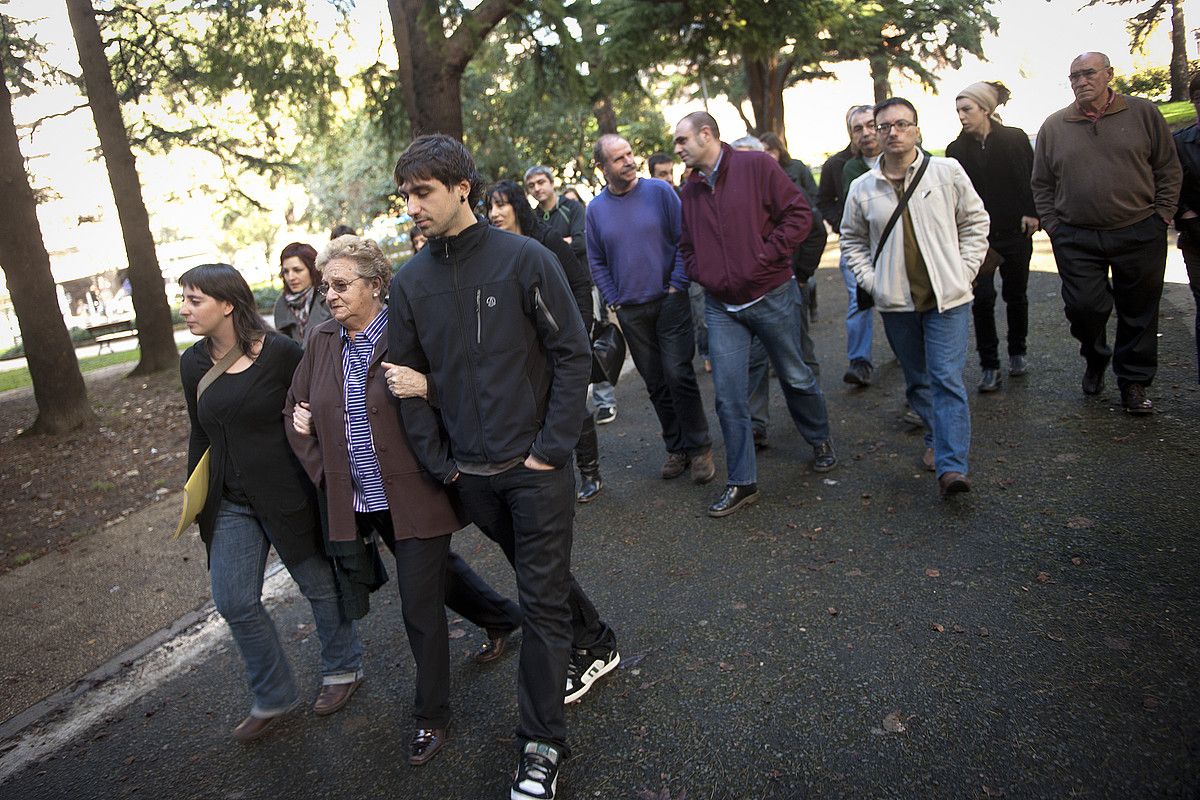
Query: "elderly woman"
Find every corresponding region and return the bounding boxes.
[484,180,603,502]
[179,263,363,743]
[285,236,520,766]
[274,242,332,343]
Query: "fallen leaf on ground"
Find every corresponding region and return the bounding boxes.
[931,623,945,633]
[448,628,466,639]
[827,607,838,616]
[1066,516,1094,529]
[1035,571,1050,583]
[924,568,941,578]
[1143,696,1160,709]
[1071,557,1083,566]
[882,711,907,734]
[981,785,1006,798]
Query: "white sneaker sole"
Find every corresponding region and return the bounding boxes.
[564,651,620,704]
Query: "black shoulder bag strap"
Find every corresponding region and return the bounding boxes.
[872,153,930,269]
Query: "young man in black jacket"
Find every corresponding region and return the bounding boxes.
[946,81,1040,393]
[386,135,619,800]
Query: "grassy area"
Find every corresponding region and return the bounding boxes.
[1160,100,1197,127]
[0,341,190,393]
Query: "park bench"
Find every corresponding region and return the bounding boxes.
[86,319,138,354]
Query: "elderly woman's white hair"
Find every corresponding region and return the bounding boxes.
[318,235,393,296]
[731,135,765,151]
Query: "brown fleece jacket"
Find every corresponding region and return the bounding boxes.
[1031,92,1181,232]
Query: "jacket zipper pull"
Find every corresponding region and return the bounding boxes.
[476,289,482,344]
[534,286,560,333]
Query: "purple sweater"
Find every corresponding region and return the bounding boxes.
[680,144,812,305]
[586,177,688,306]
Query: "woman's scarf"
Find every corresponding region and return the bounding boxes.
[284,286,314,334]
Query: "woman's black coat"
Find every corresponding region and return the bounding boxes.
[181,333,321,567]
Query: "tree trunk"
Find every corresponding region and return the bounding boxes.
[744,54,788,139]
[65,0,177,376]
[0,65,95,435]
[869,53,892,104]
[386,0,522,140]
[1168,0,1188,102]
[591,95,617,135]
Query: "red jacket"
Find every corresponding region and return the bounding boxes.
[679,143,813,305]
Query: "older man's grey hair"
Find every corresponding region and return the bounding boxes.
[845,105,874,133]
[318,235,392,296]
[731,135,765,151]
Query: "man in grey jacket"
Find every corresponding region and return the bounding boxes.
[841,98,989,498]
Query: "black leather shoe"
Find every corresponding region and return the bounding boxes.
[1008,354,1028,377]
[978,368,1001,393]
[1082,363,1106,396]
[577,471,603,503]
[708,484,759,518]
[842,359,874,386]
[1121,383,1154,415]
[409,724,450,766]
[812,440,837,472]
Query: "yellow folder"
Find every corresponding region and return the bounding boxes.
[173,448,211,540]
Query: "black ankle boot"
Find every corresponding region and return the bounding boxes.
[577,469,603,503]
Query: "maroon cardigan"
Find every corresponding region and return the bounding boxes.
[679,143,813,305]
[284,316,465,543]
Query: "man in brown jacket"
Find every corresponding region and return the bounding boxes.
[1031,51,1182,413]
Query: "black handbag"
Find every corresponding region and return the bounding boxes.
[590,321,626,386]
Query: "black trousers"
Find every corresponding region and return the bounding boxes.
[457,465,615,755]
[363,512,523,728]
[1049,215,1168,387]
[616,291,711,456]
[972,234,1032,369]
[1179,232,1200,382]
[357,511,452,728]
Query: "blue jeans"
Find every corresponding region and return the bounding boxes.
[706,280,831,486]
[841,252,874,365]
[748,284,820,433]
[879,305,972,477]
[688,281,709,358]
[591,382,615,411]
[209,500,363,717]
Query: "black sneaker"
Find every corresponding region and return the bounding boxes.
[511,742,560,800]
[564,646,620,704]
[812,440,837,472]
[595,406,617,425]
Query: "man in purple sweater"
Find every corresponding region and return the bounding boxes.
[676,111,836,518]
[586,134,715,484]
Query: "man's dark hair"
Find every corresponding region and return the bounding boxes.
[873,97,919,125]
[484,180,539,237]
[682,110,720,140]
[329,224,356,240]
[394,134,484,206]
[647,153,673,175]
[1190,71,1200,96]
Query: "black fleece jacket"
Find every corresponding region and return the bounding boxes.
[387,220,591,481]
[946,123,1037,241]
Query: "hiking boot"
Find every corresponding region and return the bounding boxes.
[661,451,688,479]
[689,450,716,484]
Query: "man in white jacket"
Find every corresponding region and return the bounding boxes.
[840,98,990,497]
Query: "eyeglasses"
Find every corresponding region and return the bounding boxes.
[1068,68,1100,82]
[876,120,916,134]
[318,277,366,294]
[850,122,877,134]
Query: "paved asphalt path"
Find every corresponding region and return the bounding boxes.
[3,253,1198,800]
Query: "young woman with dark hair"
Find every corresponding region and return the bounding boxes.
[274,242,332,344]
[484,180,605,503]
[179,263,363,742]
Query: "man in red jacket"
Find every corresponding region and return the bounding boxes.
[675,111,836,518]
